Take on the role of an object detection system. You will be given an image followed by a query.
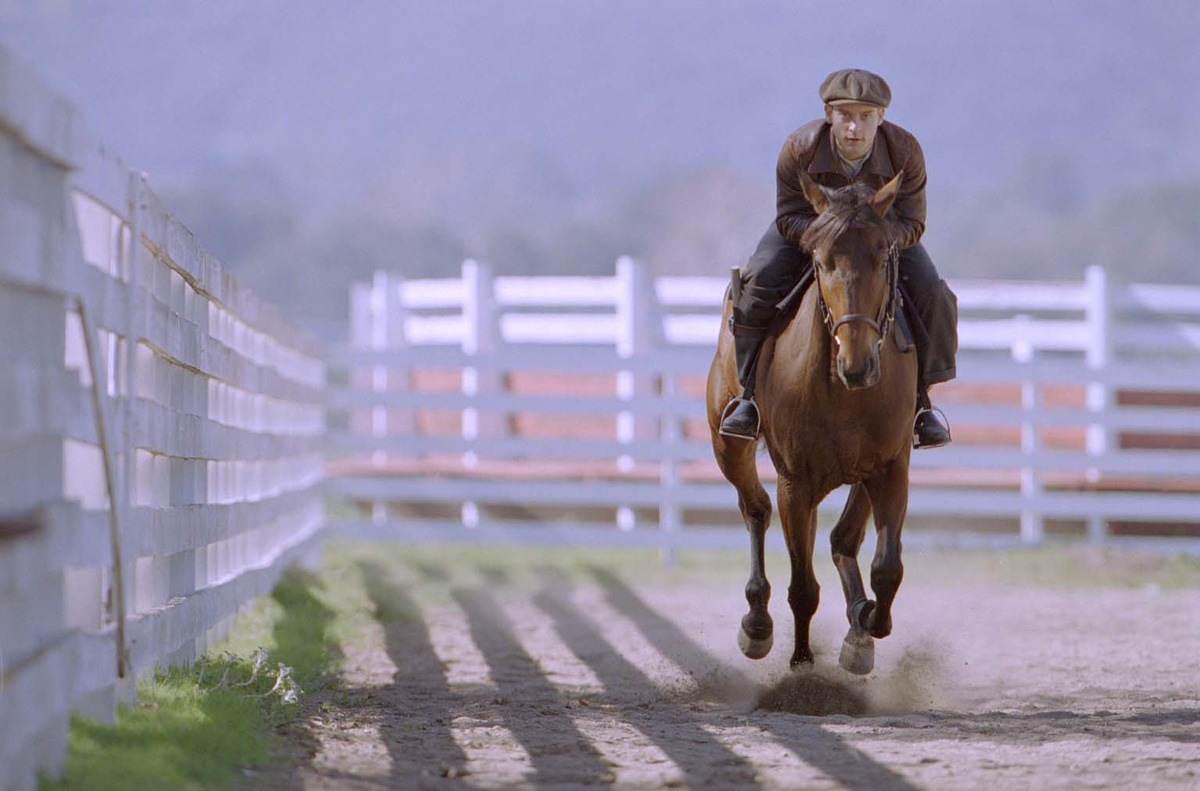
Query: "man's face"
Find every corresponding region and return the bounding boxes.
[826,103,884,161]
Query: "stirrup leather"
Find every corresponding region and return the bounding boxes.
[912,405,951,449]
[719,397,761,440]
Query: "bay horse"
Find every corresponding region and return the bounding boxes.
[705,171,916,675]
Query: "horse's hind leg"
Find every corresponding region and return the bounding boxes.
[714,436,774,659]
[831,483,875,674]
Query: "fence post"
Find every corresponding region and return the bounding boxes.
[113,173,143,705]
[1012,315,1043,543]
[615,257,671,553]
[658,360,682,567]
[368,270,392,525]
[1084,265,1112,542]
[462,259,501,529]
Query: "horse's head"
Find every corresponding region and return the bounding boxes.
[799,171,902,390]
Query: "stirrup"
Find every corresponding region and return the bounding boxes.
[719,397,761,440]
[913,406,951,449]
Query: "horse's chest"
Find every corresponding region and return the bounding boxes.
[769,418,901,486]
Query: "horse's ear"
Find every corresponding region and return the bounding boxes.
[870,173,903,218]
[799,169,834,215]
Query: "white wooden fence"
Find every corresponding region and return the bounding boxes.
[328,258,1200,552]
[0,48,325,790]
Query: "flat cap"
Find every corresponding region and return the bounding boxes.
[819,69,892,109]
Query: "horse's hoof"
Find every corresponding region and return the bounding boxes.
[738,627,773,660]
[839,628,875,675]
[788,651,814,670]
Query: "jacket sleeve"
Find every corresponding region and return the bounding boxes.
[889,135,927,249]
[774,136,817,248]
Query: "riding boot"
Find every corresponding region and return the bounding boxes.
[719,334,766,440]
[913,383,952,449]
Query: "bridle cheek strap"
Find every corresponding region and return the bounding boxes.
[817,244,900,351]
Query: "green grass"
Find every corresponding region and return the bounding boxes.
[46,672,276,791]
[42,565,346,791]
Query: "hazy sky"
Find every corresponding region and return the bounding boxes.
[4,0,1197,212]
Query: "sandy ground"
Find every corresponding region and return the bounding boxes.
[253,544,1200,790]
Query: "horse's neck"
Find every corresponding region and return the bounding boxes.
[796,288,833,375]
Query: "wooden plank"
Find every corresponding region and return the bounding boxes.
[330,475,736,509]
[912,447,1200,476]
[948,279,1091,310]
[0,47,82,168]
[328,432,715,462]
[132,398,323,461]
[123,489,323,558]
[327,385,701,416]
[494,276,619,306]
[329,344,713,374]
[330,476,1200,527]
[1119,283,1200,316]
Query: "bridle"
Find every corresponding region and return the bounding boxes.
[815,243,900,355]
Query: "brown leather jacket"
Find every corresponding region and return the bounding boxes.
[775,119,927,250]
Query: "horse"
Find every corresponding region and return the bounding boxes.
[705,171,917,675]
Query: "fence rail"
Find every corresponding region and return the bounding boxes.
[327,258,1200,551]
[0,47,324,791]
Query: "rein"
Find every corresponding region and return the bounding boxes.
[816,243,900,354]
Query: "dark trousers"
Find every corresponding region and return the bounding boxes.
[734,224,958,387]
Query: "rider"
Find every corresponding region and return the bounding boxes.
[720,68,957,448]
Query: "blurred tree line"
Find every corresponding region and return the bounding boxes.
[163,152,1200,340]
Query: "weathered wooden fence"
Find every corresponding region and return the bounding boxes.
[327,258,1200,551]
[0,49,325,790]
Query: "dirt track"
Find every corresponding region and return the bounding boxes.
[257,543,1200,790]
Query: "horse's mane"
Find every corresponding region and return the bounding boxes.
[799,183,890,253]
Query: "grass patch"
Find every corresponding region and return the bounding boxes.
[45,666,277,791]
[42,565,345,791]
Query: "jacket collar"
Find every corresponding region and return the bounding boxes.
[809,122,895,179]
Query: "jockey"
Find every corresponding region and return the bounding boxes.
[720,68,957,449]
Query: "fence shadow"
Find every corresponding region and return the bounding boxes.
[530,570,766,789]
[576,566,923,791]
[357,559,470,784]
[450,584,616,786]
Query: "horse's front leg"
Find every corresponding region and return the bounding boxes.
[738,483,775,659]
[830,482,875,674]
[862,456,911,639]
[777,475,820,668]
